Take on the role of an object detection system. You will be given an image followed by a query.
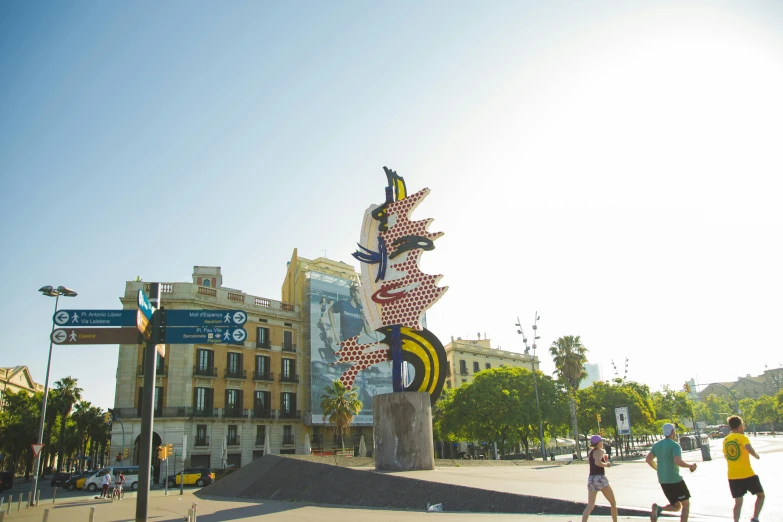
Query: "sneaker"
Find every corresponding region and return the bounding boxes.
[750,518,759,522]
[650,503,659,522]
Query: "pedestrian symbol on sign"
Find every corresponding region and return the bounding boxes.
[69,331,78,342]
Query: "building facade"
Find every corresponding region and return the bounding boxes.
[444,337,539,388]
[579,363,603,389]
[112,266,303,473]
[0,366,44,411]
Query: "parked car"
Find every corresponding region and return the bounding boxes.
[50,472,72,487]
[84,466,147,492]
[163,468,214,488]
[64,473,89,491]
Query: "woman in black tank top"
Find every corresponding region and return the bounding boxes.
[582,435,618,522]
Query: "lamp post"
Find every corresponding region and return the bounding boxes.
[32,285,77,506]
[515,312,547,461]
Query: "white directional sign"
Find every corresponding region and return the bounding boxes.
[615,406,631,435]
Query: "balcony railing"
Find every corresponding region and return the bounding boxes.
[460,369,468,375]
[253,371,274,382]
[224,369,247,379]
[194,436,210,447]
[256,342,271,350]
[282,434,295,445]
[193,366,218,377]
[227,435,240,446]
[279,373,299,384]
[191,407,218,418]
[282,343,296,352]
[223,407,247,419]
[138,365,167,376]
[116,407,191,419]
[310,434,322,445]
[279,409,301,419]
[251,408,273,419]
[255,436,266,446]
[135,282,297,316]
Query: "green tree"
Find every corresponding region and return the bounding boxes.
[53,376,83,471]
[704,394,733,425]
[0,390,41,477]
[549,335,588,458]
[320,381,362,449]
[751,395,778,430]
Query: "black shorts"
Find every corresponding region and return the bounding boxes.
[661,480,690,504]
[729,475,763,498]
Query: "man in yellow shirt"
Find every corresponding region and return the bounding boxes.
[723,415,764,522]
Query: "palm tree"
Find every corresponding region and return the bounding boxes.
[320,381,362,451]
[54,377,83,471]
[549,335,588,459]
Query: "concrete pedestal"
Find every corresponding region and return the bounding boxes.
[373,392,435,471]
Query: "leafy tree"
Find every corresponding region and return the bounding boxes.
[0,390,41,477]
[320,381,362,449]
[577,381,656,452]
[752,395,778,430]
[704,394,733,425]
[53,376,83,471]
[652,387,694,424]
[549,335,588,458]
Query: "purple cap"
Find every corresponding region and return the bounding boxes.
[590,435,603,444]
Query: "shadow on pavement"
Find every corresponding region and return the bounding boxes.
[156,501,303,522]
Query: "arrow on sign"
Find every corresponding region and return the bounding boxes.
[31,443,44,458]
[232,328,247,342]
[54,311,70,325]
[52,330,68,344]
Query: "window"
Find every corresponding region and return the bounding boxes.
[254,391,270,412]
[202,279,211,287]
[459,360,467,375]
[196,349,214,373]
[196,425,208,446]
[283,425,294,445]
[282,359,296,380]
[281,392,296,415]
[473,361,479,373]
[154,386,163,411]
[225,389,242,412]
[283,330,294,351]
[485,363,491,369]
[255,355,270,377]
[256,327,270,348]
[462,379,467,383]
[193,388,214,414]
[226,352,243,378]
[256,425,266,445]
[227,425,238,445]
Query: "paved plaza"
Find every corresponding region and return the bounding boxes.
[0,437,779,522]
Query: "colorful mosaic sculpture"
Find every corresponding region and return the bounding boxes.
[331,167,448,405]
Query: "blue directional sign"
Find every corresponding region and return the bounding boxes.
[166,310,248,327]
[54,310,136,327]
[137,290,154,321]
[165,326,247,345]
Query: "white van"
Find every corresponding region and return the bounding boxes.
[83,466,149,492]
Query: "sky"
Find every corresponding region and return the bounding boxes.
[2,1,783,411]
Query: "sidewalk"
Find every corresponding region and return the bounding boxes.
[0,490,725,522]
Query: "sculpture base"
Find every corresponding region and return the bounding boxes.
[372,392,435,471]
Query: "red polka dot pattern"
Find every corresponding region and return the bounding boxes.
[331,335,390,390]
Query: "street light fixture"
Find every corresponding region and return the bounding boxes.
[516,312,547,461]
[31,285,77,506]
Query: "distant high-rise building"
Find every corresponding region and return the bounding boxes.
[579,363,603,389]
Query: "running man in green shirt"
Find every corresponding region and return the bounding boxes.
[645,423,698,521]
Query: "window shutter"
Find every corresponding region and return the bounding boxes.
[192,388,198,410]
[238,390,243,410]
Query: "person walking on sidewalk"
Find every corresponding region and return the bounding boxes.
[723,415,764,522]
[582,435,618,522]
[645,423,697,522]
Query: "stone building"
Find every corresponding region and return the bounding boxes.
[444,337,539,388]
[0,366,44,411]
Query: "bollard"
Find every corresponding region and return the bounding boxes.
[0,511,4,522]
[36,489,41,506]
[53,487,57,504]
[6,495,11,514]
[0,496,3,512]
[17,493,22,511]
[187,508,193,522]
[43,508,50,522]
[88,506,96,522]
[192,502,197,522]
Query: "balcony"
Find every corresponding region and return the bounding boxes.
[193,366,217,378]
[227,435,240,446]
[459,369,468,375]
[256,342,271,350]
[251,408,273,419]
[191,408,218,419]
[224,368,247,380]
[114,407,141,419]
[282,434,295,445]
[194,436,210,447]
[279,409,301,420]
[282,343,296,353]
[138,365,167,376]
[252,371,274,382]
[223,407,247,419]
[279,373,299,384]
[255,436,267,446]
[310,434,322,445]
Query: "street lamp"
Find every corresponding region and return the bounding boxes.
[516,312,547,461]
[31,285,77,506]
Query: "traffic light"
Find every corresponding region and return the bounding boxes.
[684,383,691,393]
[166,443,174,457]
[123,448,130,458]
[157,446,168,460]
[104,411,112,423]
[596,414,601,423]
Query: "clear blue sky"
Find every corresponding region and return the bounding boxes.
[2,1,783,411]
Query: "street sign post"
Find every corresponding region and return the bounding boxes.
[166,310,247,327]
[51,328,142,345]
[54,310,137,327]
[165,326,247,345]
